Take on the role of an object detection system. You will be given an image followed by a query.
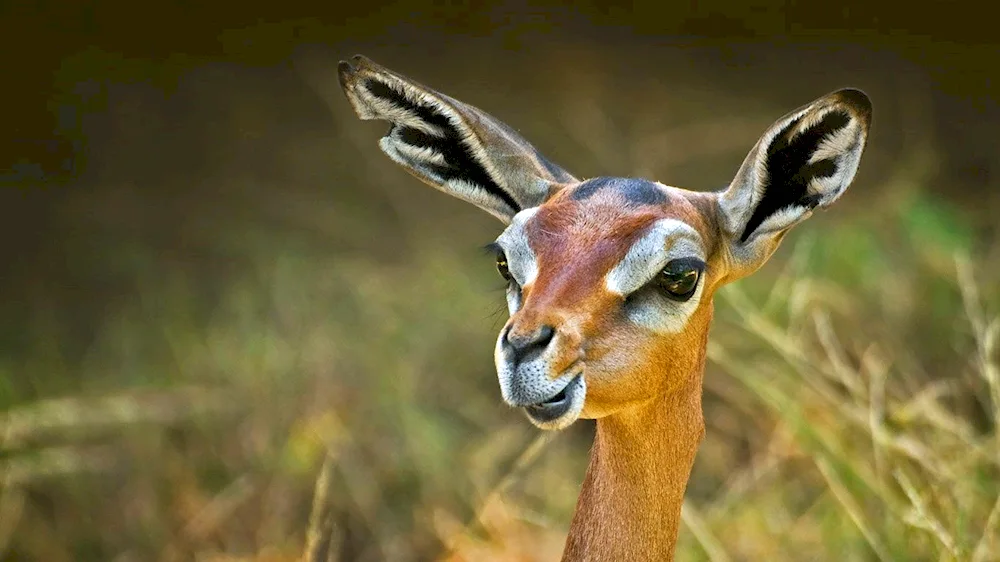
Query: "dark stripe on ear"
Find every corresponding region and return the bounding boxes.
[363,79,522,214]
[365,79,451,129]
[740,110,850,242]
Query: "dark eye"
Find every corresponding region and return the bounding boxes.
[654,258,704,301]
[496,252,512,281]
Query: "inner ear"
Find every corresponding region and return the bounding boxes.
[719,88,872,251]
[363,79,522,214]
[740,109,851,242]
[716,88,871,276]
[338,55,578,223]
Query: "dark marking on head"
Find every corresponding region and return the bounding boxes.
[569,177,611,201]
[363,79,522,214]
[619,179,669,206]
[570,177,669,206]
[740,110,850,242]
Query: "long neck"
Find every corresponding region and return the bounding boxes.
[561,348,708,561]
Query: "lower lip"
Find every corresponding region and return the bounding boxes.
[524,374,582,423]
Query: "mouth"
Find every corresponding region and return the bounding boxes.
[523,374,585,430]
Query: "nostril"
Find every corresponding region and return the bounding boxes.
[506,324,556,361]
[535,325,555,347]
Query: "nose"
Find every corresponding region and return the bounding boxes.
[505,324,555,364]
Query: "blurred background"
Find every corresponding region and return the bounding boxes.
[1,1,999,561]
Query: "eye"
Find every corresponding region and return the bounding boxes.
[654,258,704,301]
[496,251,513,282]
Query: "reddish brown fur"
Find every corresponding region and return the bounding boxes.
[503,184,726,560]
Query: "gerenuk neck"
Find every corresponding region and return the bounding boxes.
[560,351,708,561]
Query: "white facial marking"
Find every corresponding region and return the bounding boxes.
[493,318,586,430]
[625,275,707,335]
[605,218,707,334]
[606,219,703,296]
[505,284,522,315]
[490,205,586,429]
[494,207,540,291]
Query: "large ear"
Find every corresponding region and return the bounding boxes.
[717,88,872,273]
[337,55,577,223]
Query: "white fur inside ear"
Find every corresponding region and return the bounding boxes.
[392,142,448,166]
[379,138,516,223]
[719,96,869,246]
[743,204,811,241]
[794,106,840,136]
[341,59,583,222]
[365,74,523,205]
[808,119,866,205]
[810,118,860,162]
[350,82,447,138]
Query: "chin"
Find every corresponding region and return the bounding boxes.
[522,374,587,430]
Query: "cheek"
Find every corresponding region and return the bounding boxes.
[580,300,714,413]
[580,323,658,410]
[623,282,706,335]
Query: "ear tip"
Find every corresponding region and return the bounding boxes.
[832,88,873,121]
[337,54,374,88]
[336,61,355,89]
[343,54,371,65]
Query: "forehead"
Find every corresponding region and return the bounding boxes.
[568,176,671,206]
[523,177,710,252]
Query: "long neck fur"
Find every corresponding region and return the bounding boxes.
[560,324,710,561]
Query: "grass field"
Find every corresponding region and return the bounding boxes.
[1,36,998,561]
